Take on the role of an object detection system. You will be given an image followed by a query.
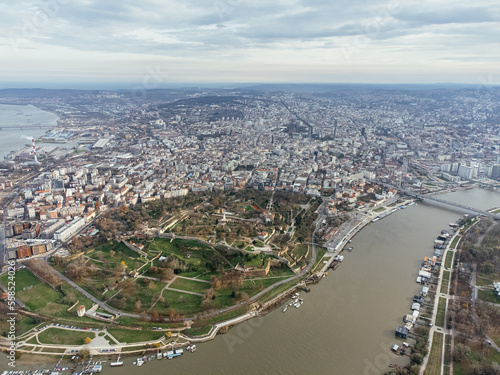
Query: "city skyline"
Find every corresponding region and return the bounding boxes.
[1,0,499,88]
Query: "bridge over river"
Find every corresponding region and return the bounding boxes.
[0,124,55,131]
[372,180,500,220]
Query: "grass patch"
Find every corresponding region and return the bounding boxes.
[426,331,444,375]
[444,251,454,269]
[183,325,213,337]
[312,248,328,272]
[200,306,248,325]
[436,297,447,328]
[37,328,94,346]
[440,271,450,294]
[292,244,310,260]
[115,316,184,330]
[257,278,299,304]
[16,283,63,311]
[476,274,494,287]
[478,289,500,304]
[169,278,211,294]
[160,290,203,316]
[444,335,451,369]
[450,236,461,249]
[0,268,40,290]
[107,328,164,343]
[0,314,40,337]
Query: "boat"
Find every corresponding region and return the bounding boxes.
[165,349,183,359]
[110,357,123,367]
[156,352,163,360]
[282,306,288,313]
[186,345,197,352]
[136,358,144,367]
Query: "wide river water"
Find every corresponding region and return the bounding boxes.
[0,104,58,159]
[1,188,499,374]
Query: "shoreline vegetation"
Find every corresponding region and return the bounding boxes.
[0,187,396,362]
[1,185,497,373]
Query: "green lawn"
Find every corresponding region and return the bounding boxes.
[0,268,65,313]
[16,279,64,311]
[292,244,310,259]
[478,289,500,304]
[440,271,450,294]
[183,325,213,337]
[108,278,166,312]
[257,279,299,303]
[198,306,248,325]
[169,278,211,294]
[426,332,444,375]
[0,314,40,337]
[107,328,164,343]
[444,251,454,268]
[37,328,95,346]
[86,241,145,270]
[450,236,461,249]
[147,238,217,273]
[160,289,203,316]
[115,316,184,330]
[436,297,447,328]
[311,248,328,272]
[0,268,41,290]
[476,274,494,287]
[444,334,451,371]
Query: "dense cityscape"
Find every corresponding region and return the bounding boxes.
[1,86,500,255]
[1,86,500,375]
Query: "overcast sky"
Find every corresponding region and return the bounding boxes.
[0,0,499,87]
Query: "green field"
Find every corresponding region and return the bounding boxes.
[147,238,216,273]
[440,271,450,294]
[426,332,444,375]
[436,297,447,328]
[169,278,211,294]
[476,274,494,287]
[107,328,164,343]
[444,335,451,372]
[108,278,166,312]
[183,325,213,337]
[0,314,40,337]
[198,306,248,325]
[292,244,310,259]
[86,241,145,270]
[450,236,461,249]
[37,328,95,346]
[312,248,328,272]
[444,251,454,269]
[160,289,203,316]
[478,289,500,304]
[5,269,64,311]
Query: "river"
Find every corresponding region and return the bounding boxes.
[2,188,500,374]
[0,104,58,159]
